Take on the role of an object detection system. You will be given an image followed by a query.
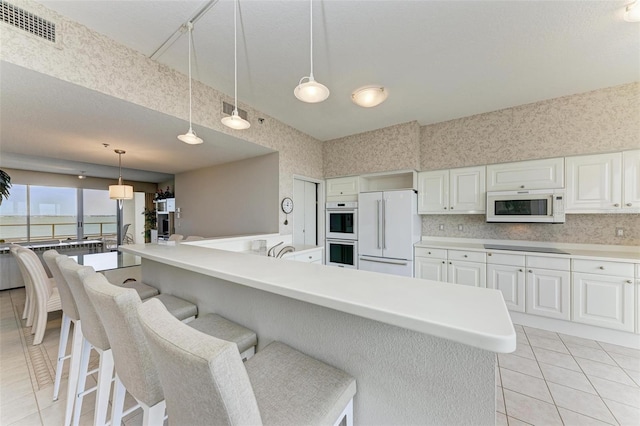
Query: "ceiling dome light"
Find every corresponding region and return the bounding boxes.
[222,0,251,130]
[351,85,388,108]
[294,77,330,103]
[294,0,329,103]
[221,110,251,130]
[624,1,640,22]
[177,129,203,145]
[178,22,204,144]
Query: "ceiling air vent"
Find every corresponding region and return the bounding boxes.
[222,101,248,121]
[1,1,56,43]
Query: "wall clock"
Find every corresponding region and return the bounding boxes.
[281,197,293,225]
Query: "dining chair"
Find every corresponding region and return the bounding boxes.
[9,245,35,326]
[137,298,356,426]
[83,272,258,426]
[15,248,62,345]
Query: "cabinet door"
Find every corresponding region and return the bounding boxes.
[487,264,525,312]
[417,170,448,214]
[566,152,622,212]
[526,268,570,320]
[572,273,634,332]
[358,192,383,258]
[382,190,416,260]
[487,158,564,191]
[448,261,486,288]
[326,177,358,198]
[415,257,447,282]
[449,166,486,213]
[623,150,640,210]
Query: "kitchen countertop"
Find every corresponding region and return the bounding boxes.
[416,238,640,263]
[121,243,515,353]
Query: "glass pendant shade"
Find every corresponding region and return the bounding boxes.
[351,85,388,108]
[294,77,330,103]
[178,128,203,144]
[624,1,640,22]
[221,110,250,130]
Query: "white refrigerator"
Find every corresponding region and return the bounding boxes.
[358,190,421,277]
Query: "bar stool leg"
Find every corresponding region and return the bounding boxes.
[93,349,114,426]
[71,338,93,426]
[111,375,127,426]
[142,401,166,426]
[63,323,84,426]
[53,314,72,401]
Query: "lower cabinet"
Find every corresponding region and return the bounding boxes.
[448,260,486,288]
[526,268,571,320]
[572,272,635,332]
[415,256,447,282]
[487,264,525,312]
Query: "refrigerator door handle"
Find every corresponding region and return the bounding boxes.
[382,198,386,250]
[376,200,381,249]
[359,256,408,266]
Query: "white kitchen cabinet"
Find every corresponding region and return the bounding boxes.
[326,176,359,201]
[448,260,486,288]
[487,252,526,313]
[487,157,564,191]
[566,152,622,212]
[623,150,640,210]
[526,267,570,320]
[283,247,324,264]
[418,166,485,214]
[414,248,447,282]
[572,259,635,332]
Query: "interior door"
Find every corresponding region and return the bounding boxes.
[382,190,414,260]
[358,192,382,257]
[293,178,318,246]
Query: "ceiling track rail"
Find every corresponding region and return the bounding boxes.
[149,0,220,61]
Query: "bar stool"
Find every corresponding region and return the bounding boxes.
[42,250,85,426]
[167,234,183,242]
[9,245,35,326]
[138,298,356,426]
[16,248,61,345]
[82,272,258,426]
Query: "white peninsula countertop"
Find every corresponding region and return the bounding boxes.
[121,242,516,353]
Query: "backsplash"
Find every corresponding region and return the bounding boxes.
[421,214,640,246]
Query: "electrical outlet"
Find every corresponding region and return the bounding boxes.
[438,224,445,231]
[457,224,464,231]
[616,228,624,237]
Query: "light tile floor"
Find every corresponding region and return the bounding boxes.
[497,325,640,425]
[2,287,640,425]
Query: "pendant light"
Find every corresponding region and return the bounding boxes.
[294,0,329,103]
[221,0,251,130]
[109,150,134,200]
[178,22,204,144]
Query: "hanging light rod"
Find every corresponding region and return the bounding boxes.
[178,22,204,144]
[150,0,220,60]
[294,0,329,103]
[222,0,250,130]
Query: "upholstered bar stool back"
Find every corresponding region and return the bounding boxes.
[138,299,262,425]
[10,245,35,325]
[83,273,165,415]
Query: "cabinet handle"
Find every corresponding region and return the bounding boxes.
[626,280,633,284]
[528,270,533,273]
[519,269,523,272]
[444,207,447,210]
[626,203,632,207]
[520,185,525,189]
[442,261,445,264]
[450,207,454,209]
[463,254,468,258]
[599,266,605,270]
[488,253,492,256]
[449,262,452,265]
[428,251,431,254]
[614,203,620,207]
[308,256,312,259]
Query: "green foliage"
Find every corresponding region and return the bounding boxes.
[0,169,11,205]
[142,207,157,243]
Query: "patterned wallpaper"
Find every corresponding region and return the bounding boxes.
[1,0,323,235]
[323,121,420,177]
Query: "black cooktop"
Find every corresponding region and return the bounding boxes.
[484,244,570,255]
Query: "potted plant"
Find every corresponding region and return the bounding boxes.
[0,169,11,205]
[142,207,157,243]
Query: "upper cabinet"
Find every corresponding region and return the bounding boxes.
[566,152,623,213]
[326,176,359,202]
[623,150,640,210]
[418,166,485,214]
[487,157,564,191]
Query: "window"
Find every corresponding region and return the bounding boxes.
[0,184,27,242]
[83,189,117,238]
[30,186,77,240]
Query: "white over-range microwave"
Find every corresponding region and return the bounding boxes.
[486,189,565,223]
